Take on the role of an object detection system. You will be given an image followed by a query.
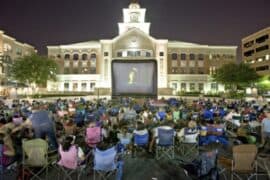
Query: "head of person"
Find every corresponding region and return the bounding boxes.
[62,135,75,151]
[136,121,145,130]
[187,120,197,129]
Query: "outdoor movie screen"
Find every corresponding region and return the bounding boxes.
[112,60,157,96]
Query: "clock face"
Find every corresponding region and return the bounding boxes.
[130,12,139,22]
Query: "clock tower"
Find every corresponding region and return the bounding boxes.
[118,1,151,35]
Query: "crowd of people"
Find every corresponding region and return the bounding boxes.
[0,96,269,179]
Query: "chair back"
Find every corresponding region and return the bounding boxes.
[233,144,257,172]
[58,145,78,170]
[134,133,149,146]
[119,136,132,146]
[86,127,102,147]
[157,128,174,146]
[94,147,117,172]
[22,139,48,167]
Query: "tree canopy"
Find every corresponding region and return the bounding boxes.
[212,62,260,90]
[10,54,58,86]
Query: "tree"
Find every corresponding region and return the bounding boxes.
[212,62,259,91]
[10,54,58,87]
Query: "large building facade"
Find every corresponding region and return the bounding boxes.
[242,27,270,76]
[0,30,36,96]
[47,2,237,96]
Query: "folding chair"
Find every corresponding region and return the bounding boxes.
[219,144,258,180]
[56,145,83,180]
[85,126,102,148]
[178,132,199,161]
[93,146,118,180]
[22,138,49,180]
[231,144,258,180]
[0,144,17,180]
[155,128,175,160]
[132,132,149,157]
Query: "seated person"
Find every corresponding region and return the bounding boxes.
[117,127,132,152]
[236,119,256,144]
[58,135,85,169]
[178,120,199,143]
[204,120,228,147]
[63,119,77,135]
[149,121,175,152]
[0,128,15,167]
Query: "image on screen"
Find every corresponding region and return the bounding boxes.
[112,60,157,96]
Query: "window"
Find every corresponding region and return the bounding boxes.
[256,45,269,52]
[73,54,79,60]
[90,53,97,59]
[64,83,69,91]
[181,83,186,91]
[198,68,204,74]
[160,52,164,56]
[180,53,186,60]
[189,68,195,74]
[64,54,70,60]
[135,51,141,57]
[244,41,254,48]
[171,53,177,60]
[16,49,22,55]
[73,83,78,91]
[244,50,255,57]
[198,54,204,60]
[189,54,195,60]
[57,54,61,59]
[190,83,195,91]
[90,82,96,91]
[256,35,269,44]
[256,65,269,71]
[104,52,109,56]
[146,52,151,57]
[211,83,218,91]
[117,52,122,57]
[82,54,88,60]
[127,51,135,57]
[160,58,164,74]
[81,83,87,91]
[199,83,204,91]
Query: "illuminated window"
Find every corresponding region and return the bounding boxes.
[181,83,186,91]
[266,54,269,60]
[3,43,12,52]
[73,83,78,91]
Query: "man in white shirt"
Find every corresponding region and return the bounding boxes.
[261,108,270,146]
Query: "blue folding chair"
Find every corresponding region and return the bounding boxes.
[155,128,175,160]
[93,147,118,180]
[133,132,149,157]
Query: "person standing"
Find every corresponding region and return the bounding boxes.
[261,108,270,147]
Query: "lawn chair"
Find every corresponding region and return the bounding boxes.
[56,145,83,180]
[155,128,175,160]
[85,127,102,148]
[132,132,149,157]
[218,144,258,180]
[93,146,118,180]
[22,138,49,180]
[178,130,199,161]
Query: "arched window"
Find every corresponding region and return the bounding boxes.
[189,54,195,60]
[82,54,88,60]
[73,54,79,60]
[171,53,178,60]
[90,53,97,59]
[64,54,70,60]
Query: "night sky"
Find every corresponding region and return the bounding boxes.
[0,0,270,58]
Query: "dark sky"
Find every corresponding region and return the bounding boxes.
[0,0,270,59]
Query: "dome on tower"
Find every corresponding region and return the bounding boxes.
[129,2,140,9]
